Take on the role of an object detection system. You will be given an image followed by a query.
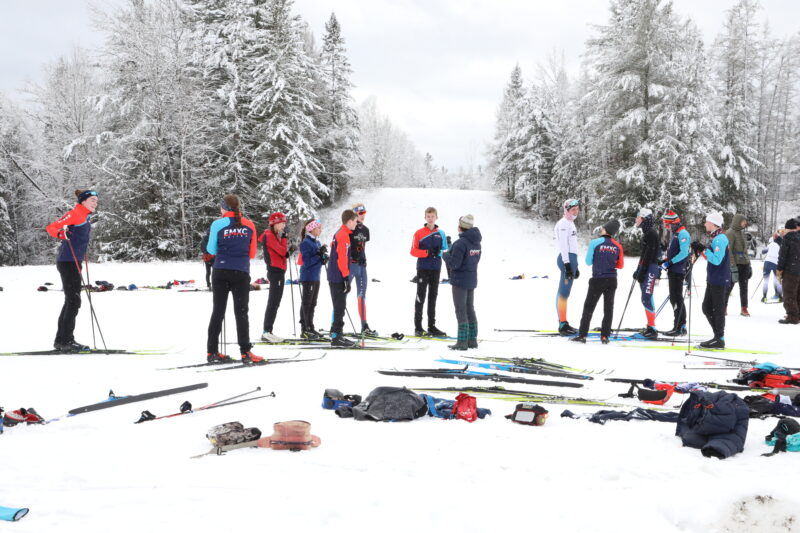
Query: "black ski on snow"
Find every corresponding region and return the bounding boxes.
[68,383,208,415]
[435,358,593,380]
[410,386,634,408]
[198,352,327,372]
[603,377,755,392]
[298,344,405,351]
[159,352,302,371]
[377,367,584,388]
[0,347,169,356]
[465,355,612,375]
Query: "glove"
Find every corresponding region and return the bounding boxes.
[574,267,580,280]
[660,261,671,271]
[280,232,288,240]
[318,244,328,257]
[57,227,69,240]
[429,247,441,257]
[320,253,329,265]
[446,236,452,246]
[344,278,352,294]
[690,241,705,256]
[288,244,297,255]
[563,263,574,281]
[632,266,641,281]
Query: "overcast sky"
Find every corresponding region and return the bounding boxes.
[1,0,799,168]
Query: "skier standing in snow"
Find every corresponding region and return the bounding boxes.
[777,218,800,325]
[554,199,581,335]
[258,212,295,342]
[632,208,661,339]
[349,203,375,335]
[205,194,262,363]
[690,211,731,348]
[46,189,98,352]
[571,220,623,344]
[761,229,784,303]
[410,207,449,337]
[442,214,482,350]
[660,210,691,336]
[328,209,358,347]
[724,214,752,316]
[298,218,326,339]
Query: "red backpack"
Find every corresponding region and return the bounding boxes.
[452,393,477,422]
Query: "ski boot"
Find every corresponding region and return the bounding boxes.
[361,324,379,337]
[699,337,725,349]
[570,335,586,344]
[331,332,356,348]
[740,307,750,317]
[241,352,265,364]
[261,331,284,343]
[448,324,468,351]
[778,317,799,325]
[207,352,234,364]
[761,296,767,303]
[601,336,610,345]
[414,327,429,337]
[428,325,447,337]
[640,327,659,340]
[663,325,687,337]
[558,322,577,336]
[301,329,322,340]
[55,340,90,353]
[467,322,478,349]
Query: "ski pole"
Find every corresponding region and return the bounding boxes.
[288,254,297,337]
[749,274,763,301]
[83,255,98,348]
[613,279,637,338]
[65,236,107,351]
[686,258,696,353]
[345,308,363,347]
[654,294,670,317]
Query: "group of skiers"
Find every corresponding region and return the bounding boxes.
[555,199,800,349]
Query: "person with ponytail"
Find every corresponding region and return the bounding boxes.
[205,194,262,364]
[257,212,296,342]
[45,189,98,352]
[298,218,327,339]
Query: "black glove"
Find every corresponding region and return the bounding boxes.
[288,244,297,255]
[429,247,441,257]
[563,263,574,281]
[690,241,705,256]
[574,267,580,280]
[318,244,328,257]
[344,277,352,294]
[632,266,641,281]
[320,253,329,265]
[446,236,452,246]
[280,231,288,240]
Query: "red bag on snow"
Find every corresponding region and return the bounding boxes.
[452,393,477,423]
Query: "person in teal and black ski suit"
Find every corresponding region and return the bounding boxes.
[690,211,731,349]
[633,208,661,339]
[442,214,481,350]
[660,210,691,336]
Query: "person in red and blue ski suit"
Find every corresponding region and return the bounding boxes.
[633,208,661,339]
[45,189,98,352]
[410,207,449,337]
[328,210,358,347]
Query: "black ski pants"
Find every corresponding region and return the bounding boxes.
[702,284,726,340]
[667,271,687,329]
[55,261,83,344]
[415,268,440,329]
[452,285,477,325]
[300,281,320,333]
[725,264,752,308]
[782,272,800,322]
[263,266,285,332]
[329,281,348,335]
[204,260,213,289]
[578,277,617,337]
[207,268,251,355]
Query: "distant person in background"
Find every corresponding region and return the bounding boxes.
[442,214,482,350]
[46,189,98,353]
[777,218,800,325]
[554,198,581,336]
[571,220,623,344]
[725,214,752,316]
[761,228,784,303]
[200,228,214,290]
[298,218,326,339]
[410,207,449,337]
[349,203,375,335]
[690,211,730,348]
[632,208,660,339]
[258,212,296,342]
[660,210,691,336]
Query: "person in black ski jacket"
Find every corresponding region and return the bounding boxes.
[200,229,214,290]
[777,218,800,324]
[633,208,661,339]
[349,203,374,335]
[442,214,481,351]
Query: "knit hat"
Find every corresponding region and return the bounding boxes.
[459,214,474,230]
[637,207,653,218]
[305,219,321,233]
[662,210,680,225]
[268,212,287,226]
[78,190,97,203]
[786,218,798,230]
[706,212,724,228]
[603,220,620,236]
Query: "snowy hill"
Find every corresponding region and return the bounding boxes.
[0,188,798,532]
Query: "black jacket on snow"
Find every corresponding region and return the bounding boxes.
[337,387,428,422]
[777,230,800,276]
[442,227,482,289]
[675,390,749,459]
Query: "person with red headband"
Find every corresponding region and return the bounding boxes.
[660,210,691,336]
[298,218,327,339]
[45,189,98,352]
[258,212,296,342]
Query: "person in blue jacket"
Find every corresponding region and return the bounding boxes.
[442,214,482,351]
[571,220,624,344]
[298,218,327,339]
[660,210,691,336]
[690,211,731,349]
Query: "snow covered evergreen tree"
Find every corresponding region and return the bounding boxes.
[491,65,524,200]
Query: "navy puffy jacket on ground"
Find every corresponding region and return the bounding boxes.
[675,390,749,459]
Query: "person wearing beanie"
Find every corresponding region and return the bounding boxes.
[298,218,326,339]
[689,212,731,348]
[327,210,359,347]
[633,207,660,339]
[724,213,752,316]
[660,210,691,336]
[45,189,99,353]
[554,198,581,336]
[257,212,296,342]
[571,220,624,344]
[204,194,262,364]
[761,229,784,303]
[410,207,449,337]
[349,203,375,336]
[442,214,482,350]
[776,218,800,324]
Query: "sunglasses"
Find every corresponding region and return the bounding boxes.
[355,208,367,214]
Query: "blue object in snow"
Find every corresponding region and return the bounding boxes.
[0,506,29,521]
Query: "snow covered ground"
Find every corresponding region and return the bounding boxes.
[1,188,798,532]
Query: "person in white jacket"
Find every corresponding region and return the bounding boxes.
[554,198,581,335]
[762,229,784,302]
